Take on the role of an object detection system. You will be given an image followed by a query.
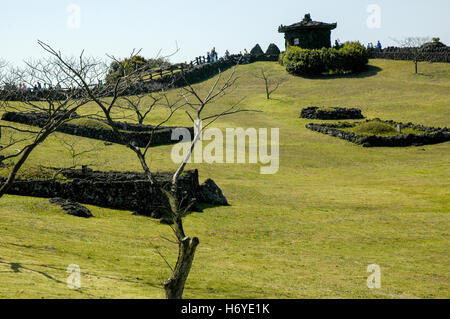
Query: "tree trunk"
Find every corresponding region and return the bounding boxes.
[164,236,199,299]
[0,145,35,198]
[0,130,50,198]
[161,187,200,299]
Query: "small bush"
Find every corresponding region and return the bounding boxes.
[283,47,326,76]
[338,42,369,73]
[283,42,368,76]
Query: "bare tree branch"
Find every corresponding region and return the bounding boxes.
[254,67,286,99]
[390,36,432,74]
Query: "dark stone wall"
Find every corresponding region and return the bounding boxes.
[1,112,194,148]
[1,169,227,216]
[306,121,450,147]
[301,107,364,120]
[368,47,450,63]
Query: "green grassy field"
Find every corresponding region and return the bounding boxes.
[0,59,449,299]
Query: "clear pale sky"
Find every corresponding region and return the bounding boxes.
[1,0,449,66]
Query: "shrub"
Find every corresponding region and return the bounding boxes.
[283,42,368,76]
[338,42,369,73]
[283,46,326,76]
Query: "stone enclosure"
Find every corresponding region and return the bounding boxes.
[306,120,450,147]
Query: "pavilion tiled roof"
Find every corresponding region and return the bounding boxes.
[278,14,337,32]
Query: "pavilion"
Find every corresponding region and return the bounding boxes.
[278,14,337,49]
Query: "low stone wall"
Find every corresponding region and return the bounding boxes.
[306,121,450,147]
[368,47,450,63]
[1,112,194,148]
[1,168,229,216]
[300,107,364,120]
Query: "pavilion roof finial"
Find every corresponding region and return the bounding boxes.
[303,14,312,23]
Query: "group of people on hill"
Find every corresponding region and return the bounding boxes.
[240,49,249,56]
[367,41,382,50]
[205,47,254,63]
[207,48,219,63]
[17,80,104,92]
[31,82,61,91]
[17,82,61,91]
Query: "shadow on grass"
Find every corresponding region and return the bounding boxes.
[0,253,162,293]
[0,257,64,284]
[294,65,383,80]
[415,72,435,78]
[193,203,227,212]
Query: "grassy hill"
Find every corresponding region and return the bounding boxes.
[0,59,449,299]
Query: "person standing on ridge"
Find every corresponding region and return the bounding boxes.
[376,41,382,50]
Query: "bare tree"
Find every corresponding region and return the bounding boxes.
[0,59,9,167]
[0,59,7,83]
[56,135,102,168]
[38,41,253,299]
[0,56,98,197]
[106,50,178,126]
[163,69,255,299]
[391,37,431,74]
[119,93,163,125]
[254,67,286,100]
